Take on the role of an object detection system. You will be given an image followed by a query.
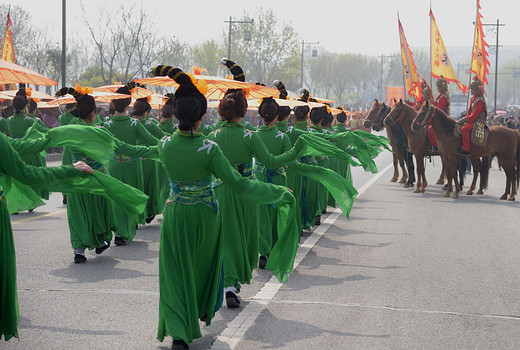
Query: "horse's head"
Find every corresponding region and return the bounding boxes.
[364,99,382,130]
[412,101,435,132]
[383,99,406,127]
[364,99,390,132]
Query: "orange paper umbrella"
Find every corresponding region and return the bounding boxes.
[0,59,57,86]
[313,97,338,104]
[129,93,166,110]
[135,75,279,100]
[93,84,154,99]
[47,91,132,106]
[247,98,309,109]
[0,89,56,101]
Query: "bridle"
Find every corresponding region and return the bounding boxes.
[364,104,382,127]
[385,105,406,126]
[413,104,435,130]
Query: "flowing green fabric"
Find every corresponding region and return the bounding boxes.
[353,129,391,151]
[17,123,116,165]
[289,162,358,219]
[0,196,18,341]
[1,176,44,214]
[0,131,146,342]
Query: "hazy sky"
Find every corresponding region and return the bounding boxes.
[5,0,520,56]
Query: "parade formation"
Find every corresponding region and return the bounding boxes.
[1,1,520,349]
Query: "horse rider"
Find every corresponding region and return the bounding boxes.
[428,76,450,152]
[455,77,487,157]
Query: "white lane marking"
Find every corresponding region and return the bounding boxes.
[210,163,393,349]
[273,299,520,321]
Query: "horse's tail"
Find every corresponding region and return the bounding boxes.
[480,155,490,190]
[458,158,467,188]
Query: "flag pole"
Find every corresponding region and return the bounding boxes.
[467,0,480,111]
[429,2,433,92]
[398,12,407,102]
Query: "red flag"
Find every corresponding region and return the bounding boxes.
[469,0,489,87]
[2,12,16,63]
[398,19,421,100]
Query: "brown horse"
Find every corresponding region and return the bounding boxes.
[365,100,410,185]
[383,100,435,193]
[413,101,520,200]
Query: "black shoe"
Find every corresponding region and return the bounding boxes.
[74,254,87,264]
[171,339,189,349]
[95,241,110,254]
[62,195,67,204]
[225,291,240,308]
[114,236,126,246]
[314,215,321,226]
[259,255,267,269]
[454,149,469,157]
[321,209,327,214]
[145,214,155,224]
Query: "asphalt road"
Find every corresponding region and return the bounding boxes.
[4,151,520,350]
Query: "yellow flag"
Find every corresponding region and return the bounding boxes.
[398,19,421,100]
[2,13,16,63]
[469,0,489,86]
[430,9,468,94]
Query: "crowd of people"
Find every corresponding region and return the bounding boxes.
[0,61,390,349]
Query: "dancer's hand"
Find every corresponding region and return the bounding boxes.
[73,161,94,174]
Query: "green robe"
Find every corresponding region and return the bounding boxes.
[104,115,159,240]
[309,125,329,214]
[0,118,7,135]
[5,111,49,200]
[275,120,289,134]
[158,119,178,207]
[58,111,77,166]
[287,122,318,229]
[255,125,291,257]
[157,130,298,345]
[0,128,148,342]
[158,118,178,135]
[137,117,165,216]
[208,122,299,289]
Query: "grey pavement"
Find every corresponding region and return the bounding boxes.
[4,151,520,349]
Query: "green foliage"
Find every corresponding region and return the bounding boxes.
[223,9,300,90]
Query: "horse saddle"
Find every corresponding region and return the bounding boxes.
[454,122,489,147]
[471,121,489,147]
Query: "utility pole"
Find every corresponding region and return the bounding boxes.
[379,54,395,101]
[482,19,505,114]
[300,40,319,88]
[61,0,66,87]
[224,17,254,60]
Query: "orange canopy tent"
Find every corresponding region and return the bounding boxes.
[0,59,57,86]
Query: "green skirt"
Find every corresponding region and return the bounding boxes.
[142,158,161,217]
[0,198,18,341]
[157,202,223,344]
[286,168,305,231]
[20,153,49,200]
[215,182,259,289]
[67,191,116,250]
[108,159,144,240]
[156,162,169,214]
[256,171,286,257]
